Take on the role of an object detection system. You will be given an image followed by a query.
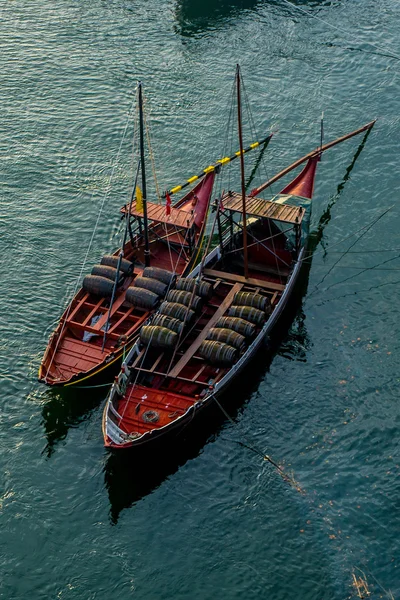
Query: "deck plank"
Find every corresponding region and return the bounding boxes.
[203,269,285,292]
[168,282,243,378]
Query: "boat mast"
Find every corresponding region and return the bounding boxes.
[139,82,150,267]
[236,64,249,279]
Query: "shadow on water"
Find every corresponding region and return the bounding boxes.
[174,0,340,37]
[104,132,373,523]
[41,383,111,458]
[313,125,375,255]
[104,314,298,524]
[174,0,261,36]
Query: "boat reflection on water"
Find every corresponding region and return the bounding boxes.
[175,0,339,37]
[103,322,289,524]
[41,385,108,458]
[175,0,260,36]
[103,129,372,523]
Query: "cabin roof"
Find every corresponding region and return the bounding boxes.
[121,201,195,229]
[222,191,305,225]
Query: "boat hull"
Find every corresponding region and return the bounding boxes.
[103,247,305,449]
[39,173,215,387]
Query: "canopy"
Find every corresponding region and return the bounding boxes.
[221,191,305,225]
[121,201,195,229]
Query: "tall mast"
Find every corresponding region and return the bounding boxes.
[139,82,150,267]
[236,64,248,279]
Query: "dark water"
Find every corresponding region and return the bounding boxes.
[1,1,400,598]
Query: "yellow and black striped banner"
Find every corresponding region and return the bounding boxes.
[163,133,273,197]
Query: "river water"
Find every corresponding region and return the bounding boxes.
[1,0,399,598]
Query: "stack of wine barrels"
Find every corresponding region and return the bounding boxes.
[198,290,271,367]
[140,277,213,350]
[126,267,175,310]
[82,254,134,298]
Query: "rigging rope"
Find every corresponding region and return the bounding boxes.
[280,0,400,63]
[44,94,137,382]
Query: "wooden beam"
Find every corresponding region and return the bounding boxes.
[168,282,243,378]
[203,268,285,292]
[253,120,376,196]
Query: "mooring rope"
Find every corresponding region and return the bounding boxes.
[281,0,400,63]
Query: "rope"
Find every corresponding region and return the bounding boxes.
[44,94,137,382]
[308,205,393,297]
[212,395,305,493]
[280,0,400,63]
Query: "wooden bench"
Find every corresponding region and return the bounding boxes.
[203,269,285,292]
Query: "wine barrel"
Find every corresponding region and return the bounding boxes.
[134,276,167,297]
[166,289,203,312]
[233,291,269,312]
[143,266,176,287]
[176,278,213,299]
[198,340,237,366]
[125,287,159,310]
[159,301,195,323]
[151,314,184,335]
[215,316,255,339]
[82,275,114,298]
[206,328,246,350]
[91,264,123,284]
[100,254,134,275]
[140,325,177,349]
[227,305,265,326]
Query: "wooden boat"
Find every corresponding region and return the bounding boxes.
[102,73,375,448]
[39,82,271,387]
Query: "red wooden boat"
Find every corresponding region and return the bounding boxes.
[39,83,271,387]
[102,73,375,448]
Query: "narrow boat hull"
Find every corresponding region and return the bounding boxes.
[39,173,216,387]
[103,247,305,449]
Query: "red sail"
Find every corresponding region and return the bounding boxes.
[279,156,319,199]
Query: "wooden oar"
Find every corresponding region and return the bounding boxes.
[252,120,376,196]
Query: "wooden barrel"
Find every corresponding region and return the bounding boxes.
[100,254,134,275]
[215,316,255,339]
[159,301,195,323]
[176,278,213,299]
[143,266,176,287]
[166,289,203,312]
[198,340,238,366]
[151,314,184,335]
[206,327,246,350]
[134,276,167,297]
[227,305,266,326]
[91,264,123,284]
[82,275,114,298]
[233,291,269,312]
[125,286,159,310]
[140,325,177,349]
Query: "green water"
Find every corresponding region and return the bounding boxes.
[1,1,400,598]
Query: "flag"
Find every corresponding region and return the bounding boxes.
[136,186,143,212]
[165,191,171,217]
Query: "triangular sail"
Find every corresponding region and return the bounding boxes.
[279,156,319,200]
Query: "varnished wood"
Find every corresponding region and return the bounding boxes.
[168,282,243,378]
[253,120,376,196]
[203,268,285,291]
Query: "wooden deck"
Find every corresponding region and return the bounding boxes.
[203,268,285,292]
[122,201,195,229]
[222,191,305,224]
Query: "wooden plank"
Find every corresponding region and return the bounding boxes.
[91,291,129,331]
[107,306,135,334]
[168,282,243,378]
[81,298,105,327]
[66,293,90,323]
[203,268,285,292]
